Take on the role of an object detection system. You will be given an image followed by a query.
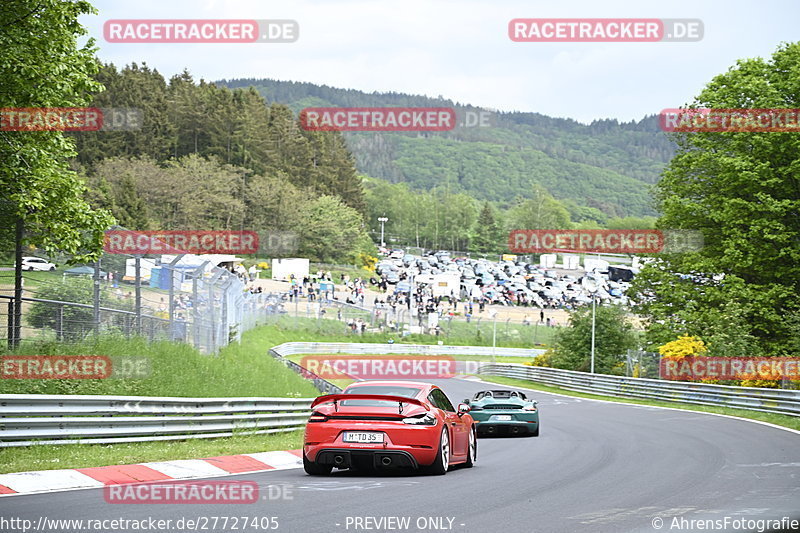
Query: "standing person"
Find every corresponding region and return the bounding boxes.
[540,310,545,323]
[248,264,257,282]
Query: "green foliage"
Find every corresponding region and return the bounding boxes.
[0,0,115,261]
[26,278,94,341]
[74,65,366,216]
[472,202,504,254]
[292,195,371,262]
[632,42,800,357]
[363,177,478,251]
[550,305,638,374]
[220,78,674,218]
[506,184,572,230]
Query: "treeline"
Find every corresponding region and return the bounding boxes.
[74,64,657,262]
[364,178,655,254]
[73,63,371,262]
[219,78,675,217]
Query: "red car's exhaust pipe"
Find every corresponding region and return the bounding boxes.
[381,456,392,466]
[334,455,345,465]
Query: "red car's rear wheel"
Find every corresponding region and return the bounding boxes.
[428,427,449,475]
[464,427,477,467]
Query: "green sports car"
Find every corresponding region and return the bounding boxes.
[465,389,539,437]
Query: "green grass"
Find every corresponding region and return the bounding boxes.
[0,315,550,473]
[0,431,303,475]
[0,331,320,398]
[263,314,558,348]
[479,375,800,431]
[311,263,373,282]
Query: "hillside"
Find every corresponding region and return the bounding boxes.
[218,78,675,217]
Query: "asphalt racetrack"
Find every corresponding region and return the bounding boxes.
[2,377,798,533]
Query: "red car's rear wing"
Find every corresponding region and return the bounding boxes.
[311,394,428,409]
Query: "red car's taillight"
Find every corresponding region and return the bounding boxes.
[402,412,437,425]
[308,412,329,422]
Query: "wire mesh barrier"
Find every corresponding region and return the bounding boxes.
[478,362,800,416]
[0,246,287,353]
[0,394,314,447]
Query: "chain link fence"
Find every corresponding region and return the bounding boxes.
[0,246,282,354]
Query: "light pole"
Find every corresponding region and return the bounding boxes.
[489,309,498,363]
[378,217,388,248]
[582,277,598,373]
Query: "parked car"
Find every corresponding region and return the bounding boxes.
[18,256,56,271]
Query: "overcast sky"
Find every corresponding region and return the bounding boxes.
[86,0,798,124]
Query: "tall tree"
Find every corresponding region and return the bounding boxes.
[631,42,800,357]
[507,184,572,231]
[472,201,502,254]
[0,0,114,259]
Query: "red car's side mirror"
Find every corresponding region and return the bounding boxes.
[457,403,471,416]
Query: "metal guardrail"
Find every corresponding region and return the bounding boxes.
[269,348,343,395]
[269,341,544,358]
[0,394,315,447]
[5,344,797,447]
[478,363,800,416]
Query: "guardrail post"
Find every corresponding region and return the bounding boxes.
[57,304,64,341]
[6,300,13,349]
[93,259,101,336]
[134,255,142,335]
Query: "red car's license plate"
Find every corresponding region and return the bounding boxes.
[343,432,384,443]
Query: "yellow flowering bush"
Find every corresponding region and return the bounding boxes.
[359,253,377,272]
[659,335,707,360]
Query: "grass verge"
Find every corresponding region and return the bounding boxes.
[0,431,303,475]
[0,331,321,397]
[479,375,800,432]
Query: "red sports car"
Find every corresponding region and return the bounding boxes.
[303,380,476,475]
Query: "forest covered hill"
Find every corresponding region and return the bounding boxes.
[218,78,675,217]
